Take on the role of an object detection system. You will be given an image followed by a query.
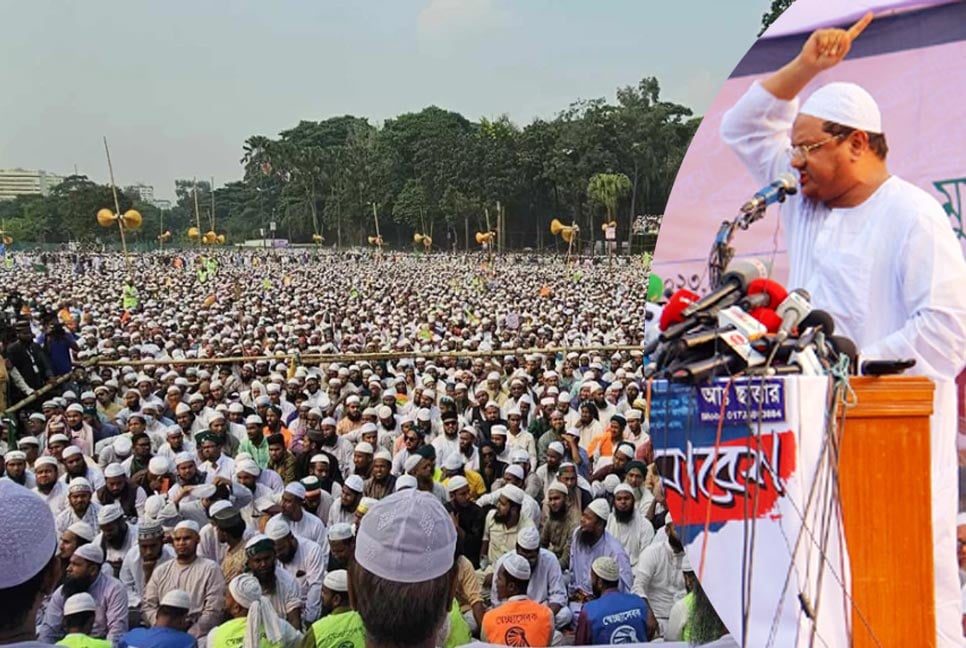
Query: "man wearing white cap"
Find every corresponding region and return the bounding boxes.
[272,482,328,550]
[632,517,687,635]
[60,445,105,491]
[118,520,174,622]
[568,499,632,606]
[480,484,535,587]
[93,503,138,576]
[56,478,101,539]
[606,483,655,568]
[118,588,196,648]
[721,15,966,646]
[142,520,226,640]
[207,573,301,648]
[33,455,68,516]
[242,534,303,629]
[38,543,128,645]
[489,527,571,630]
[328,474,364,526]
[481,553,556,646]
[94,463,146,522]
[301,570,365,648]
[56,592,109,648]
[3,450,34,489]
[266,517,327,625]
[575,556,654,644]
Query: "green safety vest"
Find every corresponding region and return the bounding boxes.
[210,616,284,648]
[445,598,472,648]
[122,285,138,310]
[308,609,366,648]
[56,633,112,648]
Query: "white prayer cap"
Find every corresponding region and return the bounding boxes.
[236,460,261,477]
[442,453,464,472]
[958,513,966,527]
[395,475,417,491]
[175,403,192,416]
[17,436,39,447]
[0,480,56,588]
[415,408,431,422]
[284,482,306,500]
[113,436,133,456]
[328,522,354,542]
[517,526,540,551]
[373,449,392,463]
[592,556,620,582]
[490,425,508,437]
[144,494,167,519]
[208,500,233,518]
[174,520,200,534]
[65,403,84,414]
[228,573,263,608]
[228,402,245,413]
[548,481,568,495]
[377,405,393,419]
[321,417,337,427]
[97,504,124,526]
[193,484,217,499]
[447,476,469,493]
[67,521,95,542]
[236,452,254,462]
[509,449,530,464]
[310,454,329,464]
[626,409,642,421]
[587,498,611,521]
[48,433,70,445]
[4,450,25,462]
[245,415,263,426]
[502,553,531,580]
[360,422,378,435]
[323,569,349,592]
[603,474,621,494]
[160,589,193,610]
[403,454,422,474]
[800,82,882,133]
[681,554,694,573]
[505,465,525,482]
[149,457,170,476]
[174,452,195,466]
[500,484,525,505]
[69,477,93,493]
[615,444,636,460]
[104,463,126,479]
[344,475,364,493]
[557,392,571,403]
[62,446,82,459]
[354,489,457,583]
[355,442,374,455]
[547,442,565,457]
[35,456,58,469]
[63,592,98,615]
[614,483,635,496]
[74,543,105,565]
[265,518,292,541]
[254,496,278,513]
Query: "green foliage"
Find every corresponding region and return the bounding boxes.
[760,0,797,35]
[5,76,700,249]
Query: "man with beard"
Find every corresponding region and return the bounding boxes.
[38,544,128,644]
[489,527,571,630]
[536,411,566,465]
[156,425,194,464]
[206,505,251,583]
[241,534,303,629]
[456,425,479,472]
[390,425,424,477]
[34,455,68,515]
[632,518,687,636]
[95,463,146,522]
[118,589,196,648]
[362,449,395,500]
[56,477,101,538]
[406,446,447,504]
[351,442,374,479]
[266,517,326,625]
[94,504,138,577]
[326,523,354,573]
[196,431,234,481]
[606,484,654,568]
[575,556,654,644]
[208,413,240,458]
[590,442,635,491]
[239,415,270,468]
[267,433,297,484]
[431,411,461,465]
[58,522,98,585]
[569,499,632,606]
[61,446,104,491]
[301,570,364,648]
[119,521,174,625]
[272,482,328,550]
[540,482,577,571]
[481,554,555,647]
[445,476,485,568]
[264,406,292,449]
[168,452,210,493]
[121,433,153,479]
[3,450,33,488]
[336,395,364,437]
[480,484,534,588]
[488,425,511,465]
[440,453,485,501]
[233,460,276,527]
[477,441,507,493]
[328,474,364,526]
[319,417,353,479]
[300,475,332,521]
[142,520,226,641]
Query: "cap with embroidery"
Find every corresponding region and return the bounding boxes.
[160,589,193,610]
[591,556,619,582]
[0,480,58,588]
[64,592,98,615]
[74,543,105,565]
[587,498,611,521]
[323,569,348,592]
[97,504,124,526]
[502,553,531,580]
[517,526,540,551]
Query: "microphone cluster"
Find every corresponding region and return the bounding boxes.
[644,259,858,385]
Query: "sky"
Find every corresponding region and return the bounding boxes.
[0,1,772,200]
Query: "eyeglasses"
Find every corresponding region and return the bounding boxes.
[788,135,844,164]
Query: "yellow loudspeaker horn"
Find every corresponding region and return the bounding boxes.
[1,235,12,246]
[601,219,617,232]
[413,233,424,244]
[216,234,226,245]
[560,227,577,244]
[96,208,117,227]
[312,233,324,243]
[475,231,494,245]
[550,218,564,236]
[421,235,432,248]
[368,235,383,246]
[187,227,201,240]
[121,209,142,230]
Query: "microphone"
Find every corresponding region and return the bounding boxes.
[680,258,771,318]
[740,173,798,214]
[860,359,916,376]
[659,289,700,331]
[747,307,782,334]
[798,309,835,337]
[666,329,764,384]
[739,278,788,311]
[827,336,858,374]
[775,289,811,342]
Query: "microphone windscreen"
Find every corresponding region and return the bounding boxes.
[659,289,699,331]
[745,278,788,309]
[799,309,835,336]
[828,335,858,374]
[749,307,782,333]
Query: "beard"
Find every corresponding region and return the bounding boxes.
[62,573,93,598]
[347,411,361,422]
[577,529,600,548]
[668,534,684,553]
[107,526,128,549]
[492,511,508,524]
[277,546,296,564]
[613,507,635,524]
[254,570,276,593]
[548,505,568,521]
[7,472,26,486]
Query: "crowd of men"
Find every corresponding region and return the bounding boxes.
[0,249,730,647]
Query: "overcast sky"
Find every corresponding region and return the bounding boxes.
[0,1,771,200]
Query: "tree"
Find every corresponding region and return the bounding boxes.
[760,0,797,35]
[587,173,632,230]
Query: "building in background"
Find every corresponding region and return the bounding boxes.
[0,168,65,200]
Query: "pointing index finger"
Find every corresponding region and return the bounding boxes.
[847,12,874,40]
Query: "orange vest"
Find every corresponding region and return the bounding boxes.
[482,597,554,647]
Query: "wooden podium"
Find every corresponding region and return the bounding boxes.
[837,376,935,648]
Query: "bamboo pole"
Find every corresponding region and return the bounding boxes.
[103,137,130,270]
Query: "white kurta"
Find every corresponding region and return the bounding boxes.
[606,513,655,568]
[721,81,966,648]
[278,534,327,624]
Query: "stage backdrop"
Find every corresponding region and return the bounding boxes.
[650,0,966,435]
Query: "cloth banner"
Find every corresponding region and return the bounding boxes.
[650,376,849,648]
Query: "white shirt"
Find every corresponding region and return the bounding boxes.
[632,539,686,619]
[278,534,328,624]
[489,548,567,608]
[119,543,175,608]
[34,481,68,516]
[606,512,655,568]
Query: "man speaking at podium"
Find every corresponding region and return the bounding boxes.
[720,12,966,647]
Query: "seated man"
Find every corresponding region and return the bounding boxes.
[632,518,687,636]
[576,557,655,644]
[481,554,556,647]
[489,527,570,630]
[118,589,196,648]
[57,593,111,648]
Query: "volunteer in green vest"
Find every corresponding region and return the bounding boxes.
[121,279,138,312]
[56,593,111,648]
[207,573,301,648]
[300,570,365,648]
